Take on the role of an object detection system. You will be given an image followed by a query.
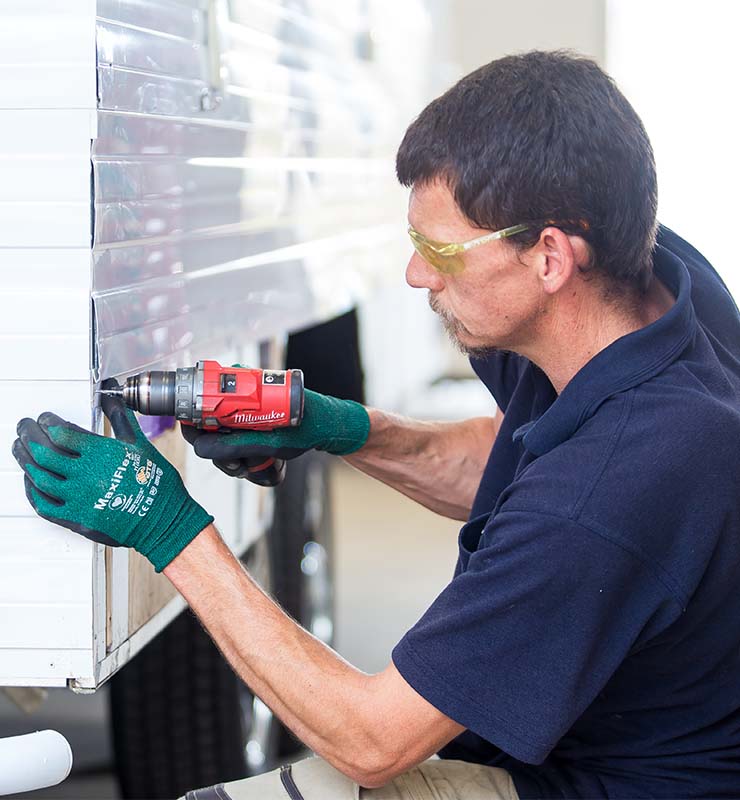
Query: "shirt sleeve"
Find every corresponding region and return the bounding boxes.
[469,352,528,413]
[392,509,679,764]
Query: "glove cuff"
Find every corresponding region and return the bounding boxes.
[322,398,371,456]
[143,499,215,573]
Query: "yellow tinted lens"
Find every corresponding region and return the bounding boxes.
[410,236,465,275]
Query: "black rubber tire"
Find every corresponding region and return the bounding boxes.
[110,608,247,799]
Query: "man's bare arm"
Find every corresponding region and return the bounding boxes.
[164,525,465,788]
[343,410,502,521]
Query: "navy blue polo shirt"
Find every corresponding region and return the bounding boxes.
[392,227,740,798]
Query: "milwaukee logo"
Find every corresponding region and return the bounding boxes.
[94,454,131,510]
[232,410,286,425]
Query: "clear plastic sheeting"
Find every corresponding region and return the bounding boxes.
[92,0,429,380]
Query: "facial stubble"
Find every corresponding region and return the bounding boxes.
[428,291,498,360]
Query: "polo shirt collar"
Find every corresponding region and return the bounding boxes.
[515,244,696,457]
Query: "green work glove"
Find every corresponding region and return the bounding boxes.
[181,387,370,466]
[11,395,213,572]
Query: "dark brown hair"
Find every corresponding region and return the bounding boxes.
[396,50,658,292]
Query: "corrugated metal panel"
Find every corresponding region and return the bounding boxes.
[0,651,93,688]
[0,248,90,291]
[0,381,92,503]
[0,1,98,686]
[0,379,95,675]
[0,517,94,683]
[92,0,420,379]
[0,111,95,250]
[0,0,96,110]
[1,608,92,651]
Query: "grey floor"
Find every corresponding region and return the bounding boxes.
[0,462,460,798]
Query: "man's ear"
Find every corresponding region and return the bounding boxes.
[536,227,577,295]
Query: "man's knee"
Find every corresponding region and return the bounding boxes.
[180,757,358,800]
[180,757,517,800]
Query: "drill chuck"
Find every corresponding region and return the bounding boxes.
[120,370,177,416]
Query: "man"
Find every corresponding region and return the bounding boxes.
[12,51,740,799]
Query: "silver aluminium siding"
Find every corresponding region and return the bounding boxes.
[0,0,429,687]
[93,0,424,380]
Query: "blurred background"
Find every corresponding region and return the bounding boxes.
[1,0,738,797]
[366,0,740,419]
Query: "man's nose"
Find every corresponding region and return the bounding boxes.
[405,252,444,291]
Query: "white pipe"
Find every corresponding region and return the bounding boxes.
[0,730,73,795]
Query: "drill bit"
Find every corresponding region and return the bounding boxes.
[97,388,123,396]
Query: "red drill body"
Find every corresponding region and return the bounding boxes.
[182,361,303,431]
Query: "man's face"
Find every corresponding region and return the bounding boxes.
[406,180,544,357]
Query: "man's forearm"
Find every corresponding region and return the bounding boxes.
[164,525,462,787]
[343,410,501,521]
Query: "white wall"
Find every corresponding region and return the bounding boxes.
[606,0,740,300]
[398,1,606,396]
[442,0,604,75]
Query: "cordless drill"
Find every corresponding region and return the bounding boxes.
[99,360,304,486]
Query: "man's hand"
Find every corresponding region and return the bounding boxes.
[181,387,370,469]
[11,395,213,572]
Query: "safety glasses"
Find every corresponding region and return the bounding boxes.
[408,222,530,275]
